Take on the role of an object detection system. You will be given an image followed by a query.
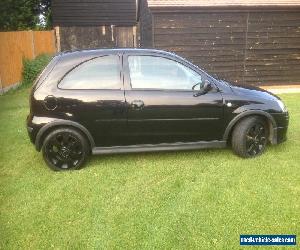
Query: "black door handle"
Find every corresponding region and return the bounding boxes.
[131,100,144,110]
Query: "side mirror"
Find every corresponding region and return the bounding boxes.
[192,80,212,96]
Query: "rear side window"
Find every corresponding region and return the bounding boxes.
[34,55,57,90]
[58,55,121,90]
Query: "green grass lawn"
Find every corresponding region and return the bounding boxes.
[0,88,299,249]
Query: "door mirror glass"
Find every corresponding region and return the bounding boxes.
[193,80,212,96]
[192,82,202,91]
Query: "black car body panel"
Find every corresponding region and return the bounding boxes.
[27,48,289,155]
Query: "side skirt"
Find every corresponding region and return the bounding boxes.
[92,140,227,155]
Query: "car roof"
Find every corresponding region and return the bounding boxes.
[57,48,180,60]
[53,48,210,79]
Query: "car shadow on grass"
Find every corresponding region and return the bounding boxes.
[87,147,233,168]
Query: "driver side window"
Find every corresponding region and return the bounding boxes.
[128,56,203,90]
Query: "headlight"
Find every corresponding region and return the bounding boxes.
[276,99,287,112]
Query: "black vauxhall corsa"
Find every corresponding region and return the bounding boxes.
[27,48,289,171]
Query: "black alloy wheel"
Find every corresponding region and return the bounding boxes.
[42,128,89,170]
[232,116,268,158]
[246,123,267,156]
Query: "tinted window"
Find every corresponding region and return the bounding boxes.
[59,56,121,90]
[128,56,203,90]
[34,55,57,90]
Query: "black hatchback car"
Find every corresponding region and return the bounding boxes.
[27,49,289,170]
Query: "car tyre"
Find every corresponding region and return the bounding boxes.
[232,116,268,158]
[42,128,89,171]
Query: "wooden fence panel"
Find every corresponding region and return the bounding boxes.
[0,31,33,89]
[0,30,57,92]
[33,30,56,56]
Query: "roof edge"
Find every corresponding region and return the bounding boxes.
[149,5,300,12]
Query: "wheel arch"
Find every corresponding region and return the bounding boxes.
[223,110,277,144]
[35,120,95,151]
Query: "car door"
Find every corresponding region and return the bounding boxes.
[123,52,224,145]
[57,54,127,147]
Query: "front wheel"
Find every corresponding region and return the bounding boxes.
[232,116,268,158]
[42,128,89,171]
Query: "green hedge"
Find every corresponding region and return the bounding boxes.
[22,54,53,86]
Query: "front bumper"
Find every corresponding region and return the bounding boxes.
[276,126,288,144]
[271,112,289,144]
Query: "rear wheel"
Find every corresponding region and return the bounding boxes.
[42,128,89,171]
[232,116,268,158]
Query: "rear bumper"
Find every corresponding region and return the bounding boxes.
[27,114,38,145]
[27,125,35,144]
[26,114,49,148]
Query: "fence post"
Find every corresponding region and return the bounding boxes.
[0,76,3,94]
[54,26,61,52]
[133,26,137,47]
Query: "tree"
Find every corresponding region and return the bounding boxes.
[0,0,51,31]
[39,0,52,29]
